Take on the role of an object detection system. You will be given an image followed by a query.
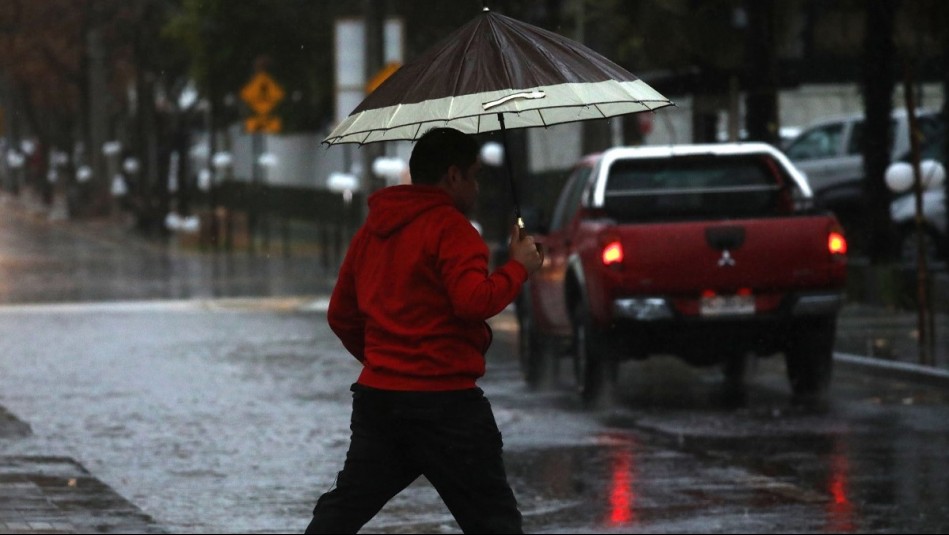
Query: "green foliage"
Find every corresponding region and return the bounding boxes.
[163,0,335,131]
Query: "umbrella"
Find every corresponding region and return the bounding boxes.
[324,6,674,225]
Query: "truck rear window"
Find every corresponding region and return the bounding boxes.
[603,155,790,222]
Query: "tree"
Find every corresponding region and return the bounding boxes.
[743,0,779,146]
[0,0,190,219]
[163,0,337,133]
[0,0,86,197]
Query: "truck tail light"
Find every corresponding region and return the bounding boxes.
[828,230,847,256]
[602,241,624,266]
[599,228,625,268]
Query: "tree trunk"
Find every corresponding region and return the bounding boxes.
[744,0,779,146]
[87,24,111,215]
[861,0,899,263]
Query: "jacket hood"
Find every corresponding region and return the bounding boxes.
[366,185,455,238]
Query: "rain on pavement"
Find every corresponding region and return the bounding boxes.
[1,200,948,533]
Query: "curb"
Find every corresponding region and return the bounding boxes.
[834,352,949,388]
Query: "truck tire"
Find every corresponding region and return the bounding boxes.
[517,302,557,389]
[572,303,617,407]
[785,317,836,405]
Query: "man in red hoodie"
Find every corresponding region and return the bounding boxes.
[305,128,543,534]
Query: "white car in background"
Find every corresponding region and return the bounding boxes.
[784,109,942,211]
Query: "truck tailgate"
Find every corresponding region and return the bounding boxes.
[616,215,841,293]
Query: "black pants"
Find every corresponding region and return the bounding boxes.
[305,384,523,534]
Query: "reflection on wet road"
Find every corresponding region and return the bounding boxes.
[486,316,949,534]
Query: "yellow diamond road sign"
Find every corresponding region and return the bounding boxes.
[241,72,285,116]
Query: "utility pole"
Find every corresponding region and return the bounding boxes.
[902,66,935,366]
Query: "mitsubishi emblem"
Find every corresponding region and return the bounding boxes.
[718,249,736,267]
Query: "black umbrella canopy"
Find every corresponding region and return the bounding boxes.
[324,8,672,145]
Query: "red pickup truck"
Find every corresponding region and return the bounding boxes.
[516,143,848,406]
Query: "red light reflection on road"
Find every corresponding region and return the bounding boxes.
[825,438,855,533]
[603,434,638,527]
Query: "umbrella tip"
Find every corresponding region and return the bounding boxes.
[482,1,489,11]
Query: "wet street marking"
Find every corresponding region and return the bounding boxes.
[737,473,827,503]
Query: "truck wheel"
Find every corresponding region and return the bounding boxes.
[518,303,557,389]
[785,317,836,406]
[572,303,617,407]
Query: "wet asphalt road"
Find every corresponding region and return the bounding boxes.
[1,198,949,533]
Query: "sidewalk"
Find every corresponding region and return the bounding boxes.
[0,409,163,534]
[836,257,949,380]
[835,301,949,388]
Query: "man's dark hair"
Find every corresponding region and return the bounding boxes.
[409,128,479,185]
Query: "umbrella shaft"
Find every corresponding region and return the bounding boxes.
[498,113,522,223]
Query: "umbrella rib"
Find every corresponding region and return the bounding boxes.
[450,18,484,107]
[537,109,549,129]
[385,104,403,129]
[486,15,520,97]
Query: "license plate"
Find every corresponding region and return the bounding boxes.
[700,295,755,317]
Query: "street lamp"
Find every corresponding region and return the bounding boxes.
[76,166,93,184]
[254,152,278,251]
[102,141,127,216]
[210,150,233,250]
[371,156,406,187]
[212,151,233,174]
[5,149,24,194]
[328,172,358,205]
[122,157,140,175]
[121,157,140,196]
[257,151,277,178]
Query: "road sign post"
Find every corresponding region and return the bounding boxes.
[241,71,285,252]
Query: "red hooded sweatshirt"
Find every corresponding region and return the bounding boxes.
[327,185,528,391]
